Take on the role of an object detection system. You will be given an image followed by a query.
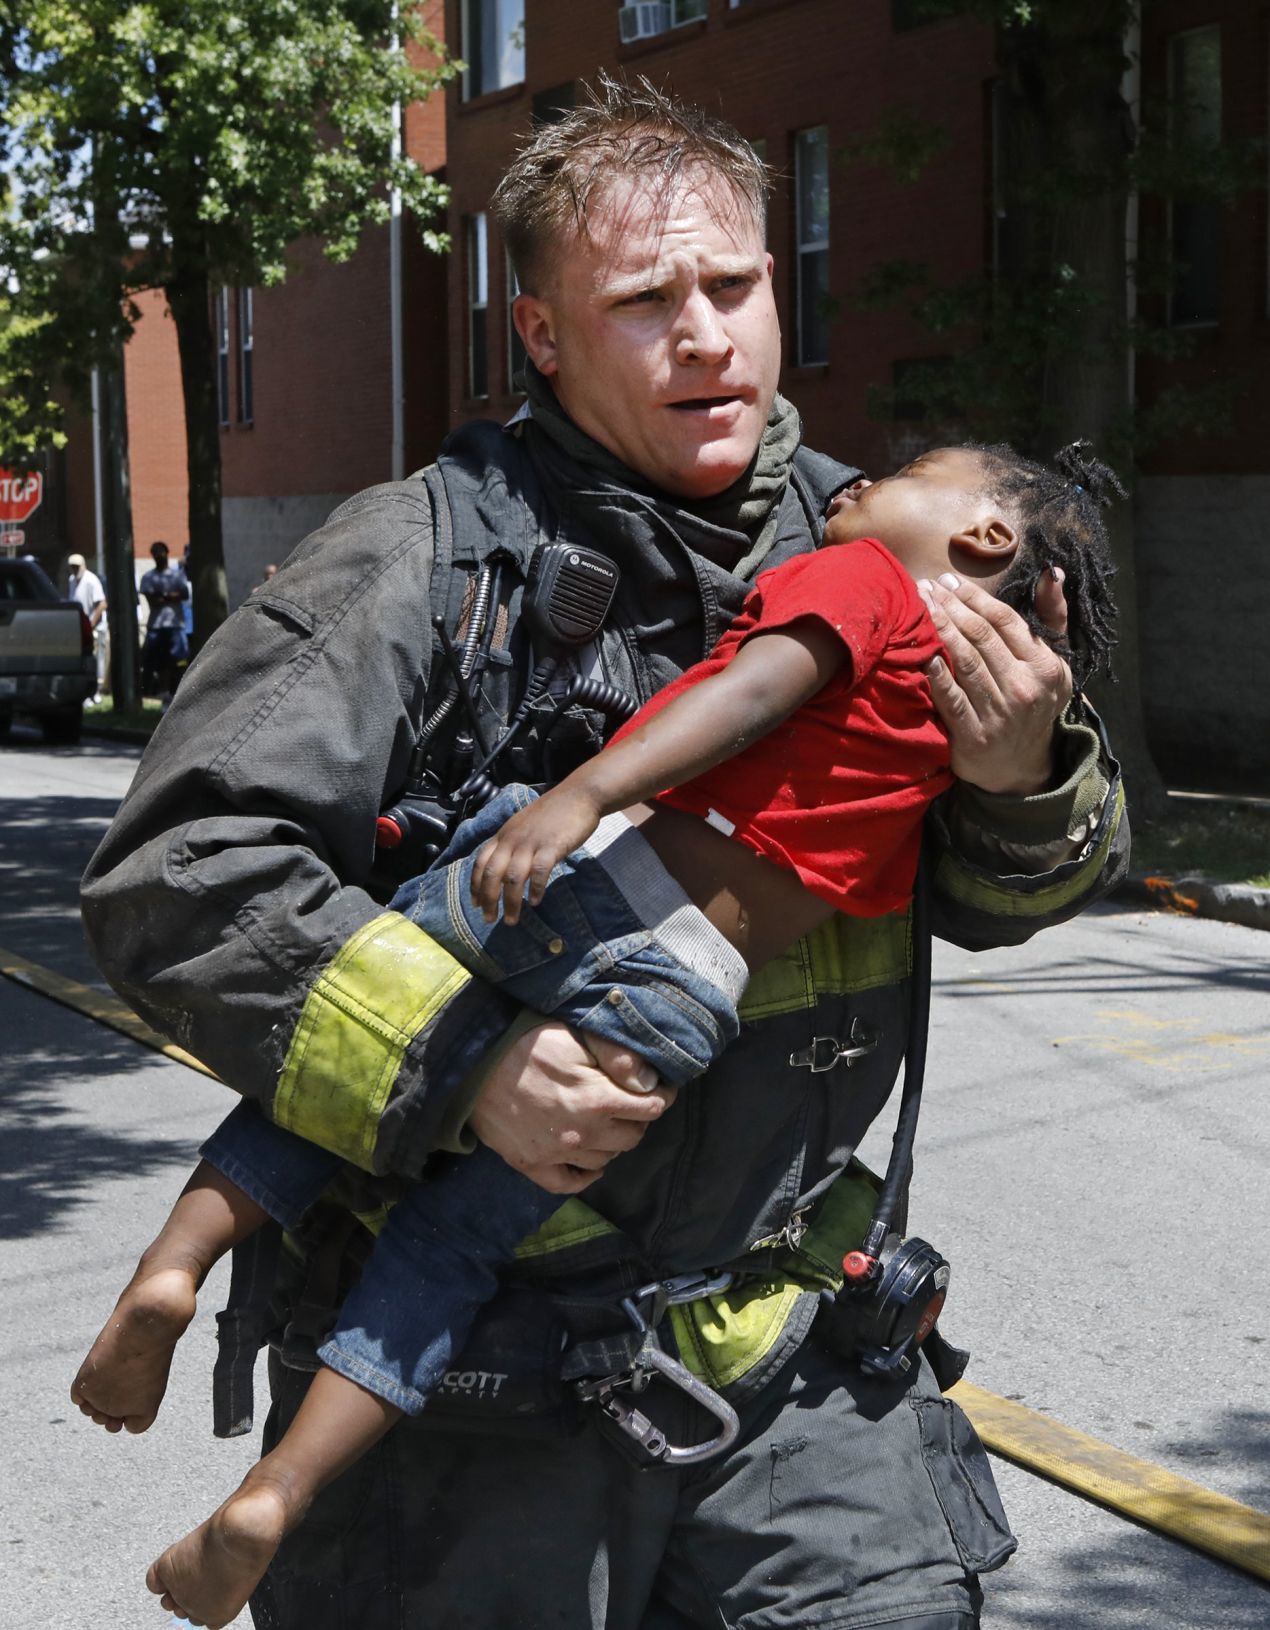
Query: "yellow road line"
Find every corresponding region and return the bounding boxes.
[951,1380,1270,1583]
[0,943,218,1080]
[5,943,1269,1583]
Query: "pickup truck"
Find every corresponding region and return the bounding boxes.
[0,556,95,744]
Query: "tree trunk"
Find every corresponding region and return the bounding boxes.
[167,259,228,643]
[996,3,1169,823]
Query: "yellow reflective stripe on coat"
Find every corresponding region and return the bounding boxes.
[515,1197,621,1259]
[740,912,910,1020]
[671,1164,881,1392]
[274,913,471,1170]
[935,783,1126,921]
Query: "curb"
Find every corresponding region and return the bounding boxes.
[82,723,154,746]
[1115,875,1270,933]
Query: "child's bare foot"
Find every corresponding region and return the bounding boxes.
[70,1263,197,1433]
[147,1477,290,1629]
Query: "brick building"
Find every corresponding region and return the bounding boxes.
[440,0,1270,790]
[50,0,1268,786]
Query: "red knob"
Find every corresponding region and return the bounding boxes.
[375,816,404,851]
[842,1250,877,1284]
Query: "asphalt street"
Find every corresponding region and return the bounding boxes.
[1,726,1267,1629]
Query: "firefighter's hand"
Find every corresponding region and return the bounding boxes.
[469,1022,675,1194]
[921,570,1073,796]
[471,787,603,925]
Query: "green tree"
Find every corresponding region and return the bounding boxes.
[845,1,1260,819]
[1,0,453,638]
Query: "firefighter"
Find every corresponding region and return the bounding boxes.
[82,80,1127,1630]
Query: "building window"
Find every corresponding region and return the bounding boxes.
[214,289,230,426]
[507,251,527,393]
[237,287,254,425]
[890,0,949,28]
[619,0,705,44]
[462,0,524,100]
[1168,25,1221,326]
[794,125,830,365]
[467,214,489,398]
[532,82,575,127]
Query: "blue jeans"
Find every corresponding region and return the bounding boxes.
[202,786,743,1413]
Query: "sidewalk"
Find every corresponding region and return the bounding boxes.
[1117,789,1270,933]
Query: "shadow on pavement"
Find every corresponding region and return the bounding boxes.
[938,916,1270,1003]
[0,999,210,1242]
[0,793,124,977]
[992,1403,1270,1627]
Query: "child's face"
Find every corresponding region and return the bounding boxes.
[824,448,1010,582]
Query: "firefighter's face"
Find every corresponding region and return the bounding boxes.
[514,170,781,501]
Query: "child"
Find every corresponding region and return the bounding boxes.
[73,440,1119,1629]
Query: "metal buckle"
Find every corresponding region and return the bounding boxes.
[575,1269,740,1467]
[789,1017,879,1073]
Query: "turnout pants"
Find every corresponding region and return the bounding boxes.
[250,1333,1014,1630]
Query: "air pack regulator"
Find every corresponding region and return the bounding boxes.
[816,856,952,1379]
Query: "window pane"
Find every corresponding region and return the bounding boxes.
[466,0,523,97]
[532,82,574,127]
[1168,27,1221,324]
[470,214,489,306]
[216,291,230,424]
[1170,27,1221,147]
[500,0,525,89]
[796,126,829,249]
[798,248,830,366]
[468,215,489,397]
[1171,201,1220,324]
[237,288,254,424]
[674,0,707,23]
[507,251,527,391]
[471,312,489,398]
[795,127,830,365]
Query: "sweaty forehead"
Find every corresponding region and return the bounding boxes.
[580,172,763,275]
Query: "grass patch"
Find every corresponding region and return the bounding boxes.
[84,697,164,738]
[1132,800,1270,889]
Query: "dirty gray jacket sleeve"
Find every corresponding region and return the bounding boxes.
[928,698,1131,950]
[80,483,517,1178]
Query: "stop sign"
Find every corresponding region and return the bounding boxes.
[0,469,43,525]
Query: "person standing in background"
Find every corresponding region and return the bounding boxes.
[67,552,108,704]
[138,541,189,706]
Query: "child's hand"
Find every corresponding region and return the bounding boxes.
[471,789,602,924]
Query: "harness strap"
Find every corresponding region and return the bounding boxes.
[212,1220,284,1438]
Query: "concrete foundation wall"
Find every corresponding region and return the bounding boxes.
[223,493,350,610]
[1137,476,1270,791]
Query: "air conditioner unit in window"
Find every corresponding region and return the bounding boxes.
[619,2,672,43]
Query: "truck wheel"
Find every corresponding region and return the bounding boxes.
[41,705,83,746]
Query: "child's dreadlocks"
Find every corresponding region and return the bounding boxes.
[968,440,1123,690]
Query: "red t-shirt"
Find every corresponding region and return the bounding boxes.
[615,539,952,917]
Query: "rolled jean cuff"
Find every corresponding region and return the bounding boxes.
[317,1145,556,1414]
[200,1100,342,1231]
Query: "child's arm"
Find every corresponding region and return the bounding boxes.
[471,620,847,922]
